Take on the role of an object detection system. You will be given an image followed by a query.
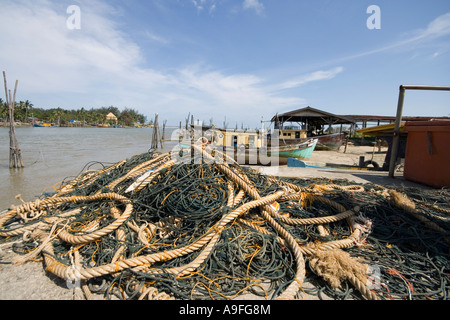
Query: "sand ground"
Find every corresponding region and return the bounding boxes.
[255,144,422,188]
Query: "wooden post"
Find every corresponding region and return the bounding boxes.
[151,113,160,149]
[161,119,167,147]
[3,71,24,169]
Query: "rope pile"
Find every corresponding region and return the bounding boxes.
[0,145,449,300]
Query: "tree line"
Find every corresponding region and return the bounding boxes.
[0,99,148,127]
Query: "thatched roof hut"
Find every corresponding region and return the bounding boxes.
[106,112,117,122]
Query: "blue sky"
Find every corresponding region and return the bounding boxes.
[1,0,449,127]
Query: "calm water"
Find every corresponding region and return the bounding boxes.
[0,126,178,210]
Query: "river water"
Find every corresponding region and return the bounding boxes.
[0,126,178,210]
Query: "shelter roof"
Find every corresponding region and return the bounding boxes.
[271,106,355,125]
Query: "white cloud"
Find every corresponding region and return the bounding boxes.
[0,0,148,92]
[242,0,264,15]
[341,12,450,62]
[418,12,450,39]
[173,65,305,122]
[191,0,217,15]
[0,0,336,127]
[191,0,205,12]
[144,30,170,44]
[274,67,344,91]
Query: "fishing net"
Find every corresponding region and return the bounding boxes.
[1,146,449,300]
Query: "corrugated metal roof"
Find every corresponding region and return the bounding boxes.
[271,106,354,124]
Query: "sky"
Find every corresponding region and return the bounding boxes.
[0,0,449,127]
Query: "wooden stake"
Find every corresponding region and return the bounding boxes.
[151,113,160,149]
[3,71,24,169]
[161,119,167,146]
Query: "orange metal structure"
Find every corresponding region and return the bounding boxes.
[404,121,450,188]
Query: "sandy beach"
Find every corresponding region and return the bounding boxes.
[308,144,387,168]
[255,143,426,189]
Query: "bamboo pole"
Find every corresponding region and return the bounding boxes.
[3,71,24,169]
[151,113,160,149]
[161,119,167,146]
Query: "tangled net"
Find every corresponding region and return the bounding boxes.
[1,145,449,300]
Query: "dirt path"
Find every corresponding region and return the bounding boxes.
[308,144,388,168]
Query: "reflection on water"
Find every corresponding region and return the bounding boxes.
[0,126,177,209]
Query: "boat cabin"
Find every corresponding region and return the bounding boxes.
[277,127,307,141]
[211,128,264,149]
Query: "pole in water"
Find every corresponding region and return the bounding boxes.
[3,71,24,169]
[151,113,161,150]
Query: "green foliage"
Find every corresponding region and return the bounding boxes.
[4,101,147,126]
[0,98,7,119]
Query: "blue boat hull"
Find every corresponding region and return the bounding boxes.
[269,138,318,159]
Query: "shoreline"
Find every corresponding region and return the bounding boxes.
[0,122,159,129]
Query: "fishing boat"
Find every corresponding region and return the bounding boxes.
[178,126,317,165]
[272,127,344,151]
[33,122,58,127]
[269,138,318,159]
[314,132,346,150]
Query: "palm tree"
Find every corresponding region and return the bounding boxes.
[88,110,103,125]
[16,101,25,123]
[78,107,86,126]
[52,108,64,126]
[23,100,33,123]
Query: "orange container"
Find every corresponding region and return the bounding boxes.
[403,121,450,188]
